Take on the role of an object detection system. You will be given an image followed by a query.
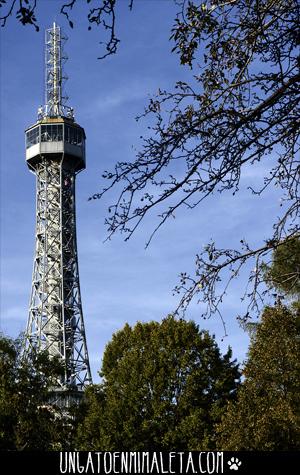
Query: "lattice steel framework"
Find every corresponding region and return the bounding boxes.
[23,23,92,407]
[42,22,72,119]
[25,157,91,387]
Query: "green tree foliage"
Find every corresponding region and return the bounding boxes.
[264,236,300,298]
[0,335,74,450]
[217,239,300,450]
[216,305,300,450]
[76,316,240,450]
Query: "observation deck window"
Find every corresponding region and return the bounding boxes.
[41,124,63,142]
[26,123,84,152]
[26,127,40,148]
[65,125,83,146]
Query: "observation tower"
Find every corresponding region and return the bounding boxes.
[23,23,92,406]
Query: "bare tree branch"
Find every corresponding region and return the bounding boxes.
[92,0,300,324]
[1,0,39,30]
[1,0,135,58]
[60,0,77,29]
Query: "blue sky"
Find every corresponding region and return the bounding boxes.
[0,0,282,381]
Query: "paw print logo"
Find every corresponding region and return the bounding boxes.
[228,457,242,471]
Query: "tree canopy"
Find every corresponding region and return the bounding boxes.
[216,237,300,450]
[216,304,300,450]
[0,335,75,450]
[263,235,300,298]
[76,316,240,450]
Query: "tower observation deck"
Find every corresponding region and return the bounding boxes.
[23,23,92,407]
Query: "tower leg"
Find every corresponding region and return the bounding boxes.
[24,157,92,407]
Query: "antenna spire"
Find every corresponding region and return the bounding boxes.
[39,22,74,120]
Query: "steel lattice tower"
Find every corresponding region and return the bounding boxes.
[23,23,92,406]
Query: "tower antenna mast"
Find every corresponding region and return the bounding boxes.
[41,22,73,119]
